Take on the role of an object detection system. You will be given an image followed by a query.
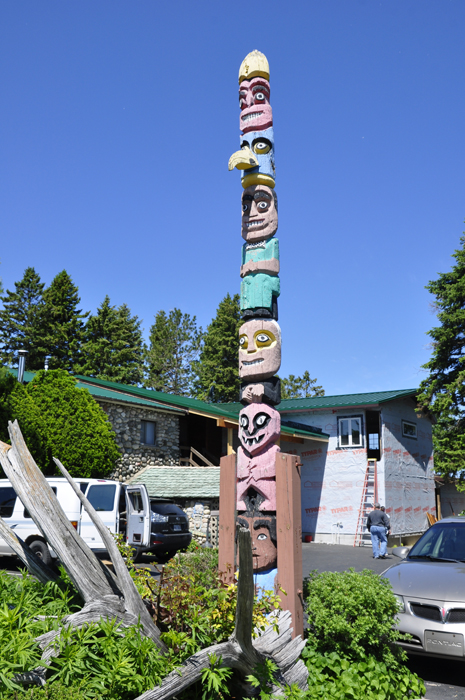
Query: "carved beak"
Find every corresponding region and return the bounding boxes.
[228,146,259,171]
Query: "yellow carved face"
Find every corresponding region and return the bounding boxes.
[239,320,281,381]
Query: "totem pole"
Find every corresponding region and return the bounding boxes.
[219,51,303,638]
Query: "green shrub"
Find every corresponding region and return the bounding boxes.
[303,569,425,700]
[26,369,119,477]
[304,569,405,664]
[0,370,50,472]
[302,648,425,700]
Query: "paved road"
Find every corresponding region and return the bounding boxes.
[303,542,465,700]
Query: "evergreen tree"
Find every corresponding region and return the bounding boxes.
[281,371,325,399]
[26,369,119,478]
[76,296,145,385]
[0,267,46,370]
[145,308,202,395]
[194,293,241,403]
[0,367,51,472]
[418,234,465,483]
[41,270,88,372]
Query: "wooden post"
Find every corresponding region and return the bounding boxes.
[227,427,234,455]
[218,453,237,584]
[275,452,304,639]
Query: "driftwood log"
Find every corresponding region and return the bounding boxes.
[0,420,308,697]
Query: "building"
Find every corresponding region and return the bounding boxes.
[10,371,435,545]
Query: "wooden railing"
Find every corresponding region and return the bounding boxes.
[179,446,215,467]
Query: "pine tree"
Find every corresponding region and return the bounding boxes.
[193,293,241,403]
[77,296,145,384]
[0,267,46,370]
[417,234,465,482]
[145,309,202,395]
[281,371,325,399]
[41,270,88,372]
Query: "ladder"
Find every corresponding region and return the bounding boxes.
[354,460,377,547]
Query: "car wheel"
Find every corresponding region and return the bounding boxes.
[29,539,52,567]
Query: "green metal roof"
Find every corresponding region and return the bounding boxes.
[75,382,185,413]
[275,389,418,412]
[129,466,220,499]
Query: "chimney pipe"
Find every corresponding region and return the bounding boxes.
[18,349,28,384]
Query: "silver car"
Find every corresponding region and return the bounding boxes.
[382,517,465,660]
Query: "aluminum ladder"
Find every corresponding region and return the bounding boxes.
[353,460,377,547]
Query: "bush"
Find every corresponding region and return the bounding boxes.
[0,369,50,472]
[302,569,425,700]
[26,369,119,477]
[2,682,90,699]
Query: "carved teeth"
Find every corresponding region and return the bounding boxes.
[246,220,264,227]
[244,435,264,445]
[242,358,264,365]
[241,111,263,122]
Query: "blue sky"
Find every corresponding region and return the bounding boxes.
[1,1,464,396]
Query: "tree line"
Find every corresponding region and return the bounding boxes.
[0,267,323,402]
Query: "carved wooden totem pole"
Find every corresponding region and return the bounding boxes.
[219,51,303,638]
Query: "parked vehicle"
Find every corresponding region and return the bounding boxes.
[144,500,191,561]
[382,517,465,660]
[0,478,179,564]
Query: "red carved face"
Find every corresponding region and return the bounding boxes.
[238,403,280,455]
[240,515,277,572]
[239,77,273,134]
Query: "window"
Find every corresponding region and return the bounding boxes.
[86,484,116,512]
[140,420,156,445]
[338,416,363,448]
[402,420,417,439]
[0,487,17,518]
[128,490,144,513]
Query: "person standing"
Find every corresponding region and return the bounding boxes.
[366,503,390,559]
[380,505,391,538]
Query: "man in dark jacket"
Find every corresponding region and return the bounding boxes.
[366,503,390,559]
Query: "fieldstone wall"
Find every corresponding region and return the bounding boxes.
[182,499,219,543]
[97,400,180,481]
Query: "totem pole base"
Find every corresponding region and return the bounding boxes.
[218,453,236,585]
[276,453,304,639]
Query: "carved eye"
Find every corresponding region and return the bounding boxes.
[242,203,249,212]
[257,200,269,210]
[240,415,249,429]
[254,92,265,101]
[257,533,268,540]
[256,332,273,347]
[256,414,267,426]
[253,140,271,155]
[239,334,248,349]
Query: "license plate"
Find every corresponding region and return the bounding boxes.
[425,630,464,656]
[173,525,181,531]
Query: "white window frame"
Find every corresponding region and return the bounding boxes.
[140,420,157,446]
[402,420,417,439]
[337,415,363,448]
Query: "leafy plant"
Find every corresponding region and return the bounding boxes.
[303,569,425,699]
[201,653,232,700]
[302,647,425,700]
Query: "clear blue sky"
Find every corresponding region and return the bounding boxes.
[1,1,464,396]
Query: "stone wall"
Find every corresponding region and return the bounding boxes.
[97,400,180,481]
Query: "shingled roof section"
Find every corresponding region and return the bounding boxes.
[129,466,220,499]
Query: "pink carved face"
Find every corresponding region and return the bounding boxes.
[242,185,278,242]
[238,403,280,455]
[239,319,281,381]
[239,77,273,134]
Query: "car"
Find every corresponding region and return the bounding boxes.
[382,516,465,660]
[132,500,192,561]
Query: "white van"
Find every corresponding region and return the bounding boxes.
[0,478,152,565]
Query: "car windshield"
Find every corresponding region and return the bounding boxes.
[409,521,465,561]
